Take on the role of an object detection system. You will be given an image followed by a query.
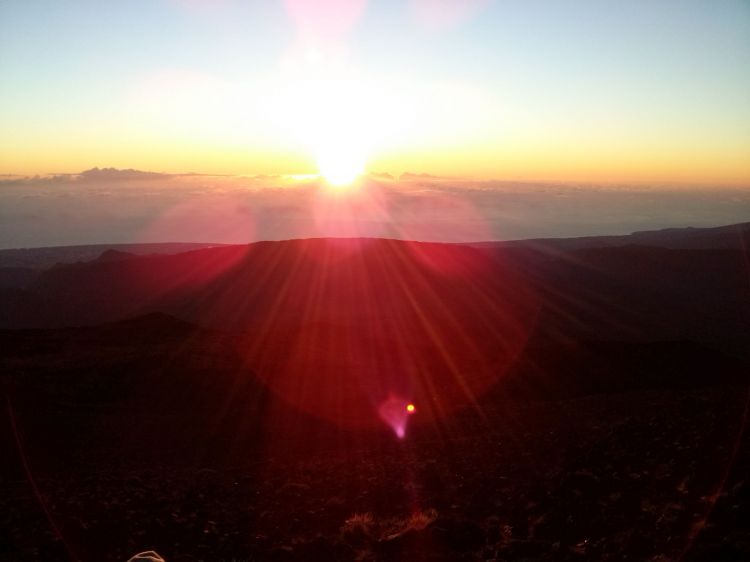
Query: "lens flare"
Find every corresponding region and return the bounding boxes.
[378,395,416,439]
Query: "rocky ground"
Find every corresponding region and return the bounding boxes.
[3,386,749,561]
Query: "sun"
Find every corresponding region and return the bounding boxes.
[316,143,365,187]
[270,65,389,188]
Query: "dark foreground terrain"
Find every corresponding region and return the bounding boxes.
[2,223,750,561]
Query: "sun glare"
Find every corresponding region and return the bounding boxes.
[316,144,365,186]
[270,66,395,189]
[301,77,370,188]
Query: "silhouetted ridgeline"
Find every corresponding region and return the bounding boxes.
[470,220,750,252]
[0,224,748,359]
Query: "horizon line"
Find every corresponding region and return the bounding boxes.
[2,219,748,253]
[3,167,750,189]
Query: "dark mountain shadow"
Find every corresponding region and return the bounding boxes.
[472,220,750,252]
[2,228,750,561]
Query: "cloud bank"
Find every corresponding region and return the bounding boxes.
[1,169,748,249]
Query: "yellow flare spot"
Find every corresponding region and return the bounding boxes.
[406,403,416,413]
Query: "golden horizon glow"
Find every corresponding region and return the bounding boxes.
[1,2,748,186]
[3,114,748,186]
[319,164,363,187]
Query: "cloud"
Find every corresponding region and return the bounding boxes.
[1,169,749,249]
[0,168,177,187]
[77,168,174,182]
[398,172,446,181]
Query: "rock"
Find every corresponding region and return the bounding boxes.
[296,537,354,561]
[127,552,165,562]
[432,516,485,552]
[267,545,295,561]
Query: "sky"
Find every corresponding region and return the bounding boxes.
[1,0,749,185]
